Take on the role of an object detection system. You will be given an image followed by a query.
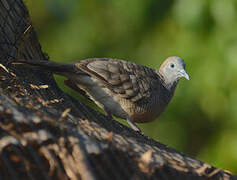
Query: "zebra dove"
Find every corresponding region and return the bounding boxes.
[11,57,189,132]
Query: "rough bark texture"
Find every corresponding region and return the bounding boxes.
[0,0,236,179]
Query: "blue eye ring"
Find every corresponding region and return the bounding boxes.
[170,63,175,68]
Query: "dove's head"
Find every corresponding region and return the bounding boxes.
[158,56,189,89]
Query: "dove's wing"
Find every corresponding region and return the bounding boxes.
[74,58,162,103]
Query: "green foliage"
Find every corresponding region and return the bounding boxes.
[26,0,237,173]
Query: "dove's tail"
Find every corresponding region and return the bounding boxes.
[9,59,78,75]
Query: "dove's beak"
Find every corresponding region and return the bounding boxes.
[179,69,190,80]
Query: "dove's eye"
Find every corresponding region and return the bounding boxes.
[170,63,175,68]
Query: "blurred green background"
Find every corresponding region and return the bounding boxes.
[25,0,237,173]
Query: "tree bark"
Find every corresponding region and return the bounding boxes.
[0,0,236,179]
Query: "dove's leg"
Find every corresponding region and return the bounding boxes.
[126,118,141,132]
[104,108,113,119]
[104,107,141,132]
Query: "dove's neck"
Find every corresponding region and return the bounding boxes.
[157,70,178,91]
